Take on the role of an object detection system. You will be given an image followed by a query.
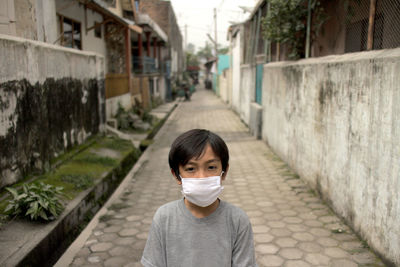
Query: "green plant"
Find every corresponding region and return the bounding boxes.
[0,214,8,229]
[5,182,64,221]
[116,102,125,117]
[262,0,328,59]
[142,111,154,123]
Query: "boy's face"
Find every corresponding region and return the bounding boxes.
[174,144,228,185]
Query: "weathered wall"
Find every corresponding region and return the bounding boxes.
[106,93,131,119]
[231,31,241,114]
[261,48,400,265]
[0,34,105,189]
[14,0,37,40]
[36,0,58,43]
[239,65,255,125]
[219,69,229,104]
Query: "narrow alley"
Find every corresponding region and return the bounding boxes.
[56,87,385,267]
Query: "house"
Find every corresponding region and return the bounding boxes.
[139,0,185,100]
[54,0,145,118]
[0,0,183,117]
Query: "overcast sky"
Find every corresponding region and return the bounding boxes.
[169,0,258,52]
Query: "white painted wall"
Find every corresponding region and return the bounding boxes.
[0,34,104,84]
[219,69,229,103]
[106,93,132,119]
[0,0,16,35]
[261,49,400,266]
[231,31,241,113]
[158,76,166,101]
[36,0,57,43]
[239,65,254,125]
[171,48,178,75]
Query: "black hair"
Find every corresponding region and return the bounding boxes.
[168,129,229,180]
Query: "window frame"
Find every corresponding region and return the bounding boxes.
[58,14,82,50]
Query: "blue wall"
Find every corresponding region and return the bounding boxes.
[218,54,230,75]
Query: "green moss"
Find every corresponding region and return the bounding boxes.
[50,136,99,167]
[73,154,118,167]
[94,136,133,153]
[139,139,154,151]
[60,174,94,190]
[0,135,140,217]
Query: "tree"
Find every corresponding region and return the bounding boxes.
[186,43,196,54]
[186,52,199,67]
[196,42,214,60]
[218,46,229,55]
[261,0,327,59]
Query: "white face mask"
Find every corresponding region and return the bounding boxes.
[180,173,224,207]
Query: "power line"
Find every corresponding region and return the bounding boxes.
[178,24,227,34]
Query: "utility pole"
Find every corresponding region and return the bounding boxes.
[184,24,187,71]
[185,24,188,52]
[214,8,218,75]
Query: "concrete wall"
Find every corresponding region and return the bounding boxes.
[261,48,400,266]
[219,69,229,104]
[36,0,58,43]
[239,65,255,125]
[106,93,131,119]
[231,31,241,114]
[0,34,105,189]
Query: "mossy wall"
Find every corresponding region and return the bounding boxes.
[0,35,105,189]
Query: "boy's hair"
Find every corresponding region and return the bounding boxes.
[169,129,229,180]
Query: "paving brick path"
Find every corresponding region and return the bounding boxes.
[56,87,385,267]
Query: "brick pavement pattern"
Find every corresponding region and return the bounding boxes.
[65,87,385,267]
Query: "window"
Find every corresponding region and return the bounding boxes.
[123,10,134,20]
[59,15,82,49]
[94,22,102,38]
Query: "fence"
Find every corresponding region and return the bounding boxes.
[244,0,400,64]
[345,0,400,52]
[132,56,159,74]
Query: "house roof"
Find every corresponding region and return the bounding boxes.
[248,0,266,20]
[80,0,142,33]
[136,13,168,42]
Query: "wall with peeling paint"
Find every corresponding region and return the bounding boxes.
[0,34,105,189]
[261,48,400,265]
[239,65,255,126]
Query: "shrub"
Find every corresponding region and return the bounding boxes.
[5,182,64,221]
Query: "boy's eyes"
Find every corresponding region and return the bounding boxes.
[184,165,218,172]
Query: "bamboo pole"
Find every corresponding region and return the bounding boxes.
[367,0,377,50]
[305,0,312,58]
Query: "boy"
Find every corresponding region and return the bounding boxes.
[141,129,257,267]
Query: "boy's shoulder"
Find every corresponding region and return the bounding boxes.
[152,199,182,220]
[221,200,250,221]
